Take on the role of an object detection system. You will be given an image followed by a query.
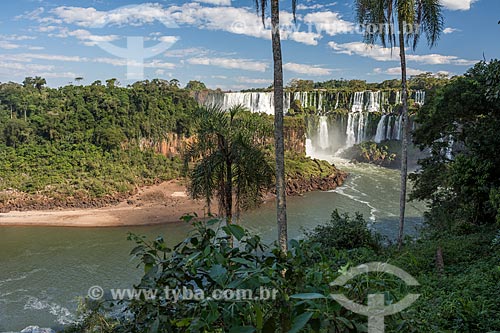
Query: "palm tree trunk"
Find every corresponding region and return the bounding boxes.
[398,17,409,250]
[225,156,233,224]
[271,0,288,253]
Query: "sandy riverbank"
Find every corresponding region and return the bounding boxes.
[0,180,207,227]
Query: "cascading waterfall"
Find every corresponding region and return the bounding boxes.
[346,113,356,147]
[356,111,365,143]
[395,91,402,105]
[305,138,313,156]
[394,115,402,140]
[367,91,381,112]
[386,118,393,140]
[374,115,387,143]
[318,116,329,149]
[414,90,425,106]
[197,89,425,154]
[351,92,364,112]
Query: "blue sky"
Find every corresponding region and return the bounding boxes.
[0,0,497,89]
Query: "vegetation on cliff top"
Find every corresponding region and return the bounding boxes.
[0,78,342,209]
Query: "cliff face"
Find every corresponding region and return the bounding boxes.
[143,125,306,158]
[139,133,196,158]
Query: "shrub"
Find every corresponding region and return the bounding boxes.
[307,209,382,250]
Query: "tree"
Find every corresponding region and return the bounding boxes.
[354,0,443,249]
[33,76,46,93]
[185,80,207,91]
[105,78,118,88]
[256,0,297,253]
[287,79,314,91]
[411,60,500,232]
[185,105,273,223]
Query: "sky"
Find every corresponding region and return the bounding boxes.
[0,0,498,89]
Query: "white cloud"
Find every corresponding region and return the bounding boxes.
[374,67,453,77]
[0,34,36,41]
[154,69,165,76]
[303,11,354,36]
[328,41,476,66]
[283,62,331,76]
[38,25,58,32]
[188,57,268,72]
[236,76,271,84]
[441,0,476,11]
[0,41,21,49]
[48,27,119,45]
[164,47,208,58]
[39,71,78,79]
[51,3,177,28]
[443,27,459,34]
[374,67,426,76]
[0,53,176,71]
[197,0,232,5]
[297,4,325,10]
[6,53,83,62]
[45,3,321,46]
[158,36,179,44]
[0,61,54,71]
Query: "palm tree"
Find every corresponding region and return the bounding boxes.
[33,76,46,93]
[185,105,273,224]
[354,0,443,249]
[255,0,297,253]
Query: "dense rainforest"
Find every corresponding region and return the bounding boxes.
[0,78,347,210]
[0,78,199,208]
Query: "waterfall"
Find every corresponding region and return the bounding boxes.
[394,115,403,140]
[203,91,296,115]
[374,115,387,143]
[305,138,313,156]
[367,91,381,112]
[386,117,393,140]
[352,92,364,112]
[318,116,329,149]
[346,113,357,147]
[357,111,365,143]
[414,90,425,106]
[198,89,425,156]
[395,91,402,105]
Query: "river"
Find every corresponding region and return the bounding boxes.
[0,158,425,331]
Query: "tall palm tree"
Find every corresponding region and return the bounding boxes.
[185,105,273,223]
[255,0,297,253]
[354,0,443,249]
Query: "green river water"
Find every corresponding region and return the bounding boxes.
[0,158,425,331]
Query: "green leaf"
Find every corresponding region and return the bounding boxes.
[223,224,245,241]
[289,312,313,333]
[231,257,255,266]
[337,317,354,329]
[208,264,228,285]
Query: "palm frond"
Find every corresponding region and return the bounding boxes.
[419,0,443,48]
